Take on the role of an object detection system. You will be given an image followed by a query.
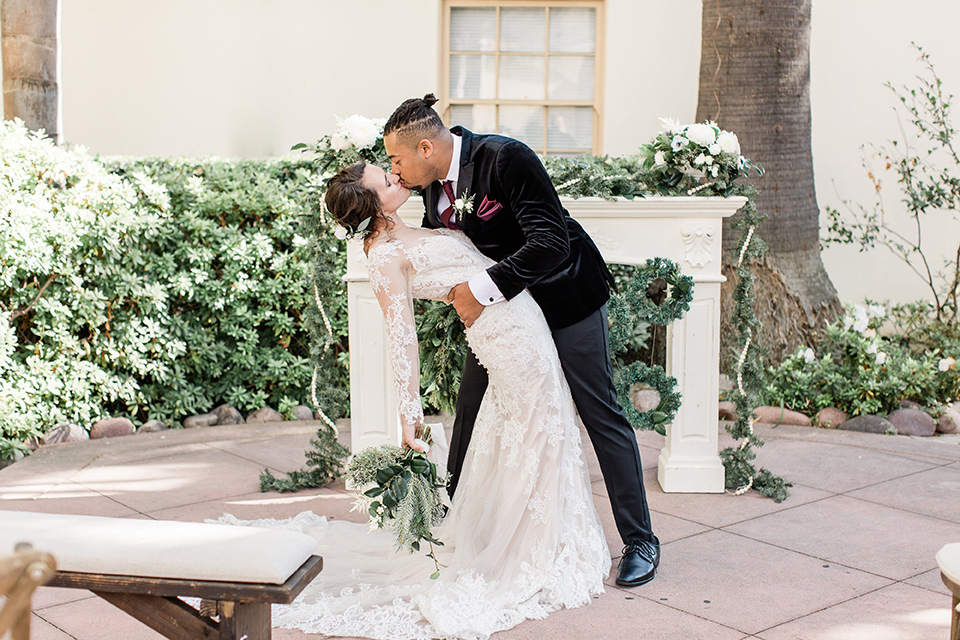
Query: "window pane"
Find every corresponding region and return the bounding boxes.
[500,7,545,53]
[499,55,545,100]
[451,7,497,52]
[450,54,497,99]
[547,106,592,150]
[450,104,497,133]
[548,56,594,100]
[499,105,544,151]
[549,8,595,53]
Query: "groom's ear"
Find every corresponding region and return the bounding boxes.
[417,139,434,159]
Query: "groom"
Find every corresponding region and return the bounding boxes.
[383,94,660,587]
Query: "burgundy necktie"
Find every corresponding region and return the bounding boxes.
[439,180,458,230]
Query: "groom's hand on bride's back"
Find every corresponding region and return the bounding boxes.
[449,282,484,328]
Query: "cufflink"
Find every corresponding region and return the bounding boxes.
[489,297,494,302]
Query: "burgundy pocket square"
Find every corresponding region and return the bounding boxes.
[477,196,502,221]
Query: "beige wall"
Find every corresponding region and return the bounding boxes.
[44,0,960,306]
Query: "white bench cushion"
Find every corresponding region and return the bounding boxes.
[0,510,316,585]
[939,542,960,586]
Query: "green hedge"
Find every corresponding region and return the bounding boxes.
[0,120,349,459]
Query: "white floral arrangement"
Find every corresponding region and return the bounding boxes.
[640,118,762,196]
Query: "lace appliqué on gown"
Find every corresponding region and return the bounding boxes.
[220,229,610,640]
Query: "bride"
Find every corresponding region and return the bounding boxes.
[230,162,610,640]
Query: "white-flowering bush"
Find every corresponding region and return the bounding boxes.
[0,121,347,460]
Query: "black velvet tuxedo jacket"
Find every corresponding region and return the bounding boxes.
[420,127,614,330]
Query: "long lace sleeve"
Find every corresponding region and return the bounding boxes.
[366,242,424,435]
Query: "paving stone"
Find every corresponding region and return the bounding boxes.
[846,464,960,524]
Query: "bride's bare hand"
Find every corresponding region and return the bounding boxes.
[402,428,430,454]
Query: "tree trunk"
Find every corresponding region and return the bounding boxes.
[2,0,60,143]
[697,0,841,367]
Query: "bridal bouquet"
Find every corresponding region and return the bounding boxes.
[345,425,448,577]
[639,118,762,197]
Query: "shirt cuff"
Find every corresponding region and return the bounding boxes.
[468,270,505,306]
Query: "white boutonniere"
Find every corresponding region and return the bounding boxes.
[453,194,474,218]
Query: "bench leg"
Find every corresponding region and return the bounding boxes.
[96,591,218,640]
[952,595,959,640]
[218,600,271,640]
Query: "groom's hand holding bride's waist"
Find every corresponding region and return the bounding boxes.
[449,282,484,328]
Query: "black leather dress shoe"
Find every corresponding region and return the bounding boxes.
[616,537,660,587]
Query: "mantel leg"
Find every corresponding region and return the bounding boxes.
[657,280,725,493]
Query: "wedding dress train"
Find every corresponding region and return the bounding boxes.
[222,229,610,640]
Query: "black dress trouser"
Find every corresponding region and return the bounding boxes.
[445,305,655,546]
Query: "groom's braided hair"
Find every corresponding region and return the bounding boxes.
[384,93,446,144]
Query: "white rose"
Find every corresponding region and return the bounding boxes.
[330,133,350,152]
[939,357,956,372]
[693,153,707,166]
[709,143,722,156]
[659,117,682,135]
[341,114,380,149]
[875,352,887,365]
[710,165,719,177]
[654,150,666,166]
[685,123,717,146]
[334,225,348,240]
[717,130,741,155]
[671,135,688,151]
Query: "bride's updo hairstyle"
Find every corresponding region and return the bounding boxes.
[383,93,446,145]
[324,162,384,237]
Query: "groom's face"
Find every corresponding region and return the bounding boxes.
[384,132,436,192]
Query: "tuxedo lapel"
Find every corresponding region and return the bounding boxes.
[453,126,475,199]
[423,183,442,227]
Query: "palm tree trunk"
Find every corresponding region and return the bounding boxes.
[697,0,841,367]
[2,0,60,143]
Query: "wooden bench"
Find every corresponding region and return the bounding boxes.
[0,543,57,640]
[0,510,323,640]
[939,543,960,640]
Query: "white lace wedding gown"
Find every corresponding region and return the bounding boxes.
[223,229,610,640]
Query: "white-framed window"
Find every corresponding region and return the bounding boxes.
[441,0,604,156]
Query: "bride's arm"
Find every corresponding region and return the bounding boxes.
[366,244,427,452]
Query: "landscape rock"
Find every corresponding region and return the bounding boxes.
[718,374,734,391]
[937,408,960,434]
[899,399,923,410]
[138,420,168,433]
[886,408,936,436]
[42,422,89,446]
[90,417,135,439]
[183,413,217,429]
[631,388,661,413]
[212,404,244,426]
[246,406,285,424]
[718,401,737,420]
[752,405,811,426]
[838,414,897,435]
[815,407,848,429]
[291,405,314,421]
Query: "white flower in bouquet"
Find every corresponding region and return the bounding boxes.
[659,117,683,134]
[685,123,717,146]
[330,133,350,152]
[939,357,956,372]
[717,130,741,155]
[654,150,666,166]
[341,114,381,150]
[709,143,722,156]
[693,153,707,166]
[875,351,887,365]
[710,165,719,177]
[671,135,688,151]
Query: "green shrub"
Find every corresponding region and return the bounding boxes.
[0,120,349,459]
[763,303,957,417]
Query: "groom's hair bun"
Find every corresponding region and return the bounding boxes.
[384,93,446,144]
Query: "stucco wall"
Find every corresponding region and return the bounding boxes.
[43,0,960,306]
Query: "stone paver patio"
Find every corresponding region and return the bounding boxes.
[2,420,958,639]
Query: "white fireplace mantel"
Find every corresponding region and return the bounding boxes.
[345,195,746,493]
